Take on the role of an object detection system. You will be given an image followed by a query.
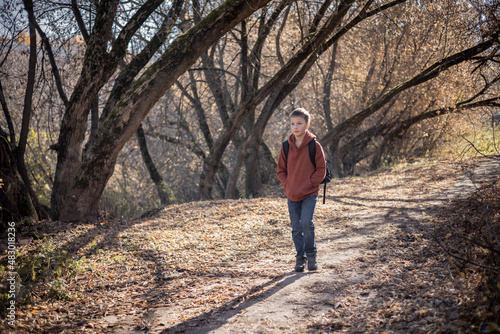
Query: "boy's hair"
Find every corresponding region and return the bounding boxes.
[290,108,311,124]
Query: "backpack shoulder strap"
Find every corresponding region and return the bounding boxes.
[282,140,290,162]
[308,138,316,168]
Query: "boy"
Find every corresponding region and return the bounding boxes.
[277,108,326,272]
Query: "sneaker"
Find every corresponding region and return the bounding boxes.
[307,252,318,271]
[295,256,306,272]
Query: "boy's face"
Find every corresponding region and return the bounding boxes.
[290,116,309,139]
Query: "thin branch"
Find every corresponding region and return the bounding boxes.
[434,235,500,273]
[0,80,16,148]
[33,20,69,107]
[453,229,500,256]
[460,135,500,159]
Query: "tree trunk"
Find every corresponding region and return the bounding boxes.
[13,0,49,220]
[136,124,176,206]
[245,137,263,197]
[56,0,272,222]
[329,138,342,178]
[0,136,37,225]
[50,0,122,219]
[51,0,169,220]
[259,141,278,185]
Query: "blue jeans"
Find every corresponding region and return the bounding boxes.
[287,195,317,258]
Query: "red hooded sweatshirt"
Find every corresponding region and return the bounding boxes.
[277,131,326,202]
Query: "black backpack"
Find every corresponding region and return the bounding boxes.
[282,138,332,204]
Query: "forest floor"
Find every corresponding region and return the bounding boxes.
[1,155,500,333]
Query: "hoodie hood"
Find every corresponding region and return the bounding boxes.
[288,130,316,150]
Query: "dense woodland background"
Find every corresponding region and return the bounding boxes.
[1,1,500,332]
[1,0,500,223]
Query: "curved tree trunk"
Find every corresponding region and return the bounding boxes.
[56,0,272,222]
[51,0,174,220]
[51,0,131,219]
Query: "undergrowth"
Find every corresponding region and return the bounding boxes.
[433,172,500,324]
[0,235,87,316]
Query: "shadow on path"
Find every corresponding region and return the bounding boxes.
[157,271,304,333]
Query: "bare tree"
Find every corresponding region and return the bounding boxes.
[0,0,48,223]
[198,0,410,200]
[48,0,272,222]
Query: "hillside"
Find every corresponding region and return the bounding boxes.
[1,156,499,333]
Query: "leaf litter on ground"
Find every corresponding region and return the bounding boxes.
[1,157,497,333]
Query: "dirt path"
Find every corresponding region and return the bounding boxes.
[178,158,500,334]
[98,157,499,334]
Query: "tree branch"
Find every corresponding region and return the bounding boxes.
[71,0,90,42]
[320,38,496,145]
[0,80,16,148]
[33,20,69,107]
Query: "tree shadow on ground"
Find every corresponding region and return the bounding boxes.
[155,271,303,333]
